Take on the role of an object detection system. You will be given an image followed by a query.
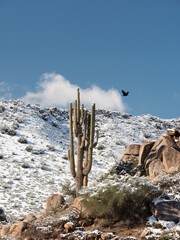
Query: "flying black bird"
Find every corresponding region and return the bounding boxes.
[121,90,129,96]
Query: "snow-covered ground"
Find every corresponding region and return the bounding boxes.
[0,100,179,224]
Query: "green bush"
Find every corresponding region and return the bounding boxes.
[60,179,76,198]
[80,174,161,224]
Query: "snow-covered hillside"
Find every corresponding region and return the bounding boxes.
[0,100,179,223]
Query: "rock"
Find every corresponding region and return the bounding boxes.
[101,232,116,240]
[8,221,27,238]
[122,154,132,161]
[151,135,178,152]
[144,135,178,174]
[166,128,180,138]
[138,141,155,165]
[140,228,153,238]
[151,200,180,223]
[45,194,65,214]
[148,159,166,177]
[115,160,139,176]
[177,140,180,148]
[0,225,10,237]
[64,222,75,233]
[124,144,141,156]
[24,214,37,222]
[162,147,180,172]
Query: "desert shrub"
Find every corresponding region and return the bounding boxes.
[32,149,45,155]
[80,174,161,224]
[60,180,76,198]
[12,122,19,130]
[52,121,58,127]
[7,129,16,136]
[21,163,31,168]
[153,172,180,200]
[25,145,33,152]
[0,124,9,134]
[46,145,55,151]
[0,106,5,113]
[154,123,162,130]
[62,154,68,160]
[16,117,24,123]
[18,137,28,144]
[97,144,105,150]
[143,132,151,139]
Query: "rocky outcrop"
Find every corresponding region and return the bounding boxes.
[123,144,141,156]
[163,147,180,172]
[121,128,180,177]
[148,159,166,177]
[0,221,27,238]
[121,144,141,165]
[151,200,180,223]
[138,141,155,165]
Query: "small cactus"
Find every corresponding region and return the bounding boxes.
[68,88,98,196]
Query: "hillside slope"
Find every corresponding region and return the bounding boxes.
[0,100,179,222]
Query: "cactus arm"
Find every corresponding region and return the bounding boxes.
[73,100,78,137]
[93,130,99,148]
[83,146,92,176]
[69,103,76,178]
[90,103,95,148]
[83,150,89,186]
[77,88,80,123]
[80,110,87,149]
[83,104,96,176]
[80,104,84,125]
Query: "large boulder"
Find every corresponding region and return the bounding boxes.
[148,159,166,177]
[138,141,155,165]
[144,135,178,175]
[151,200,180,223]
[176,140,180,149]
[45,194,65,214]
[162,147,180,172]
[122,144,141,162]
[151,135,178,152]
[8,221,27,238]
[123,144,141,156]
[0,225,10,237]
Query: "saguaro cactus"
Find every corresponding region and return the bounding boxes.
[68,88,98,196]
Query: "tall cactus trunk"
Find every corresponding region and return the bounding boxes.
[76,136,83,196]
[83,150,89,187]
[68,88,98,197]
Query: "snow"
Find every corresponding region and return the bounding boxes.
[0,100,179,227]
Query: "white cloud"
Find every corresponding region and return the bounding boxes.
[22,73,126,111]
[0,81,12,100]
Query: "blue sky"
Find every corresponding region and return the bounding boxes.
[0,0,180,118]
